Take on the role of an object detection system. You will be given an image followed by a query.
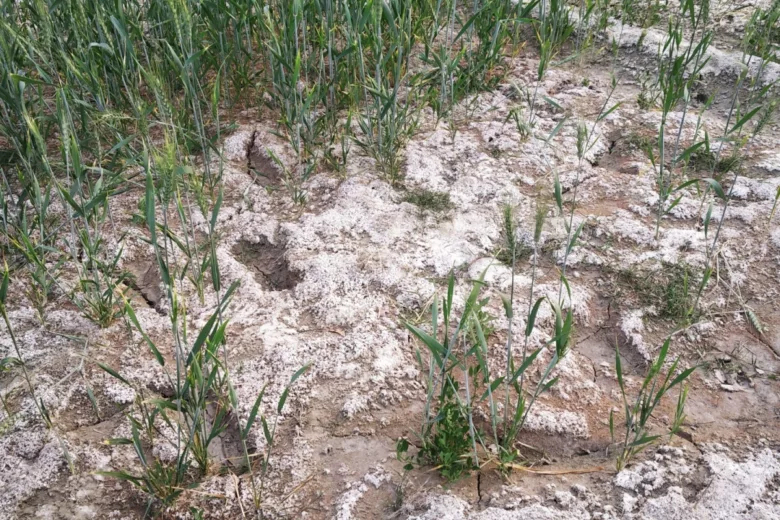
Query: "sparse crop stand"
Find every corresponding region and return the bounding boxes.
[0,0,779,517]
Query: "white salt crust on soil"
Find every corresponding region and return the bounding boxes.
[406,446,780,520]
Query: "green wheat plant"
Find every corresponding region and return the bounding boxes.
[352,0,420,186]
[0,266,50,429]
[261,0,325,201]
[496,203,570,467]
[397,272,490,480]
[573,0,611,67]
[457,0,527,95]
[0,264,74,469]
[689,9,780,314]
[652,0,713,240]
[528,0,574,126]
[745,0,780,62]
[555,78,620,304]
[0,172,65,323]
[611,337,695,471]
[400,227,576,478]
[98,155,312,514]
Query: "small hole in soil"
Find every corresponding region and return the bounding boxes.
[232,237,301,291]
[124,260,165,312]
[248,141,283,187]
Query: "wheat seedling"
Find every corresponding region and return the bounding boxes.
[611,337,695,471]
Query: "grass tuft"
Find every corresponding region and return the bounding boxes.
[403,189,454,213]
[611,263,697,324]
[687,150,742,177]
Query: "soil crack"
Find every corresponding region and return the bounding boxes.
[246,128,258,177]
